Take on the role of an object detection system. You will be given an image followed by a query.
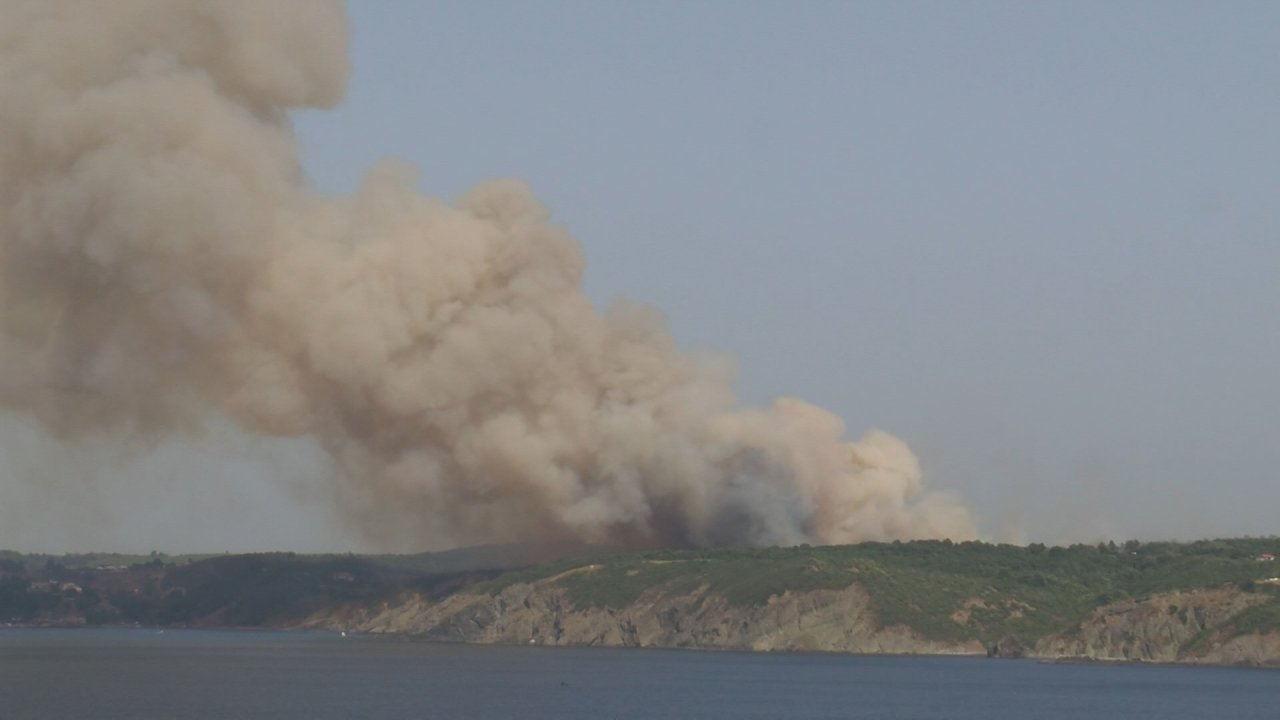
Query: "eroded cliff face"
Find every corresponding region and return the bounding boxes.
[299,570,981,655]
[1035,587,1280,666]
[299,576,1280,667]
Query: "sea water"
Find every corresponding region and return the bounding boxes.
[1,628,1276,719]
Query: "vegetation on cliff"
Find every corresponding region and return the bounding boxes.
[3,538,1278,656]
[478,538,1280,646]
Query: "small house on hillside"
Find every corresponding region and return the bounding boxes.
[1255,552,1276,562]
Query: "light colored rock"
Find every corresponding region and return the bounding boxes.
[298,578,1280,667]
[1034,587,1276,665]
[299,579,983,656]
[1191,632,1280,666]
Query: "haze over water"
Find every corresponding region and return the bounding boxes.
[2,629,1277,719]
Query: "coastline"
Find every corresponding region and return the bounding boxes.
[5,624,1278,671]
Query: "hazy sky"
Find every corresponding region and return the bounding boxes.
[2,1,1276,553]
[296,0,1279,544]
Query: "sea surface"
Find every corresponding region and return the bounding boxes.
[1,628,1276,719]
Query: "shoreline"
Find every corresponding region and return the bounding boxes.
[4,624,1276,670]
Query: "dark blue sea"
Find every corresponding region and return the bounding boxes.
[1,629,1276,719]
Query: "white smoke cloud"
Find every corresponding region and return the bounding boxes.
[0,0,975,550]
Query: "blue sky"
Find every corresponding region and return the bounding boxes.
[291,1,1280,543]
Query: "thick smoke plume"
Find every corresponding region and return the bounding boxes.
[0,1,975,550]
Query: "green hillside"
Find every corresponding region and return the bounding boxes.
[3,538,1278,647]
[483,537,1280,644]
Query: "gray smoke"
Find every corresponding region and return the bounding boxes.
[0,0,975,550]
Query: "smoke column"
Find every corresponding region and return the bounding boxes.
[0,1,975,550]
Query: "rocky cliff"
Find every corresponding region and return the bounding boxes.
[9,540,1280,667]
[299,566,980,655]
[1035,586,1280,666]
[299,568,1280,666]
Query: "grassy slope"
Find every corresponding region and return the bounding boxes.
[5,539,1279,645]
[482,538,1280,645]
